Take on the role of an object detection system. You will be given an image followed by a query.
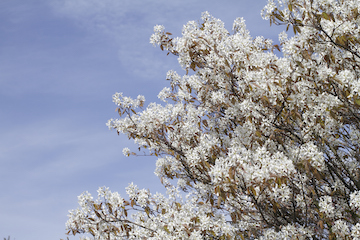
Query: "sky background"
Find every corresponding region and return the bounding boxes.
[0,0,283,239]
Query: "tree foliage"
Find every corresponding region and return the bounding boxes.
[67,0,360,239]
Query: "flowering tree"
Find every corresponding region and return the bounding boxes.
[66,0,360,239]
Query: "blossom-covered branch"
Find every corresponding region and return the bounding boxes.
[68,0,360,239]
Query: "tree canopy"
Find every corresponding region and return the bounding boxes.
[66,0,360,239]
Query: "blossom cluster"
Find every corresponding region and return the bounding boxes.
[68,0,360,239]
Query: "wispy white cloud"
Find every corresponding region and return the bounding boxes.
[49,0,274,79]
[0,116,121,172]
[0,114,161,239]
[50,0,186,78]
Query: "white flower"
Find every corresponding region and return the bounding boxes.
[137,189,150,207]
[350,190,360,210]
[158,87,171,102]
[125,182,138,200]
[261,0,276,20]
[333,220,350,238]
[278,31,287,43]
[122,147,130,157]
[211,91,225,104]
[298,142,325,171]
[150,25,165,46]
[319,196,334,218]
[352,223,360,239]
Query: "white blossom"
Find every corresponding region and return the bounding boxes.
[333,220,350,239]
[350,190,360,210]
[122,147,130,157]
[68,1,360,238]
[319,196,334,218]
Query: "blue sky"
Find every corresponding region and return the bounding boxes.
[0,0,281,239]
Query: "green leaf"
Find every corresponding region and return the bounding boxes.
[354,98,360,105]
[255,131,262,138]
[164,225,170,233]
[240,233,245,240]
[321,12,331,20]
